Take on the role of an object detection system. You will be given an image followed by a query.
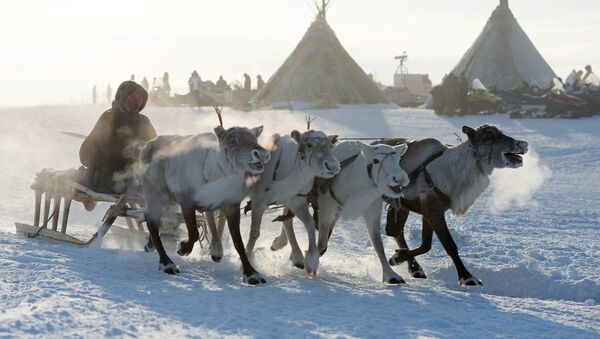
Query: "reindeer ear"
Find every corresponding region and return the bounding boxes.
[328,135,339,145]
[395,143,408,156]
[214,126,226,142]
[291,130,302,143]
[251,125,263,137]
[462,126,476,143]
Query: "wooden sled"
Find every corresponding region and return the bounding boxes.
[15,168,207,247]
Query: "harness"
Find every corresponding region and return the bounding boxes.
[406,150,450,205]
[328,149,395,206]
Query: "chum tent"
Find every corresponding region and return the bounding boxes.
[253,1,388,105]
[451,0,556,90]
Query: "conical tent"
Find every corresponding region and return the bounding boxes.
[253,4,387,105]
[451,0,556,90]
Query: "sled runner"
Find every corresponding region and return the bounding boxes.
[15,168,207,246]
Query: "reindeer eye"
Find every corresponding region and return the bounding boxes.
[306,143,313,148]
[373,159,381,164]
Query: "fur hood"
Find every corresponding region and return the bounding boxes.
[112,80,148,114]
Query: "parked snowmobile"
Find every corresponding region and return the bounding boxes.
[465,79,502,114]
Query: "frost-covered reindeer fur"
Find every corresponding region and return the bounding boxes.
[383,125,528,286]
[139,126,271,285]
[272,141,410,284]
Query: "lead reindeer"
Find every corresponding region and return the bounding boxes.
[381,124,528,286]
[139,125,271,285]
[272,141,410,284]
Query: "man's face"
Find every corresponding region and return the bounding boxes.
[127,89,146,113]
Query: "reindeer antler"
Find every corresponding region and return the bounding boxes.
[213,105,224,127]
[305,115,317,130]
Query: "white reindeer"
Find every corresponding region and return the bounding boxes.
[272,141,410,284]
[139,125,271,285]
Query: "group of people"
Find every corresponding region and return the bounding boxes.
[189,71,265,94]
[93,71,267,106]
[91,85,113,105]
[430,64,599,117]
[430,73,469,115]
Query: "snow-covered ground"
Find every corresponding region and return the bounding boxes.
[0,105,598,338]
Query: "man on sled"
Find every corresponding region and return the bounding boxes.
[79,80,156,197]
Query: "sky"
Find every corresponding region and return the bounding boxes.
[0,0,598,106]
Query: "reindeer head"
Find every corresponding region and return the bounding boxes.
[214,125,271,174]
[366,144,410,198]
[462,125,529,171]
[291,129,340,178]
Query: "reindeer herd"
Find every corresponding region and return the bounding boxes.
[137,122,528,287]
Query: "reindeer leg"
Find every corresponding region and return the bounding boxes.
[176,203,199,256]
[223,204,266,285]
[270,224,289,251]
[216,209,226,240]
[146,210,179,275]
[364,200,404,284]
[288,198,319,278]
[205,210,223,262]
[390,215,433,265]
[280,207,304,269]
[423,201,481,287]
[316,197,339,257]
[246,202,266,258]
[387,207,428,278]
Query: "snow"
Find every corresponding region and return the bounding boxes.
[1,105,599,338]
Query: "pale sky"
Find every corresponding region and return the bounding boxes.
[0,0,598,106]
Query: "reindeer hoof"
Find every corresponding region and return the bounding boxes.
[211,255,222,263]
[177,241,193,256]
[410,269,427,279]
[389,249,410,266]
[407,259,427,279]
[270,236,288,251]
[385,277,406,285]
[459,276,483,287]
[319,247,327,256]
[243,272,267,285]
[144,243,155,253]
[159,262,180,275]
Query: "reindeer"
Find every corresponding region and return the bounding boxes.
[271,141,410,284]
[381,125,528,286]
[139,125,271,285]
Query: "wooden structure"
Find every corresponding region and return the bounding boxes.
[15,168,206,246]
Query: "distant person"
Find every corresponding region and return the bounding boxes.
[92,85,97,105]
[141,77,149,91]
[188,70,202,95]
[106,85,113,104]
[162,72,171,96]
[216,75,230,90]
[573,70,584,91]
[130,74,135,81]
[243,73,251,91]
[430,85,445,115]
[79,80,156,194]
[256,75,265,91]
[582,65,594,84]
[443,73,459,114]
